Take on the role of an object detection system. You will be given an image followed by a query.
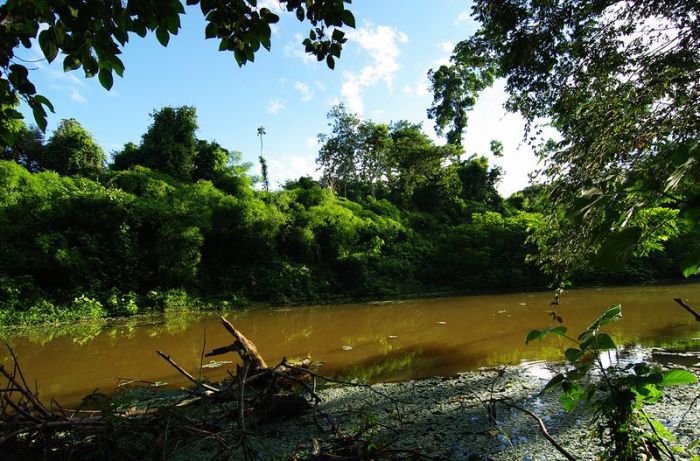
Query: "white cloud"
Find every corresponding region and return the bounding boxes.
[69,88,87,103]
[415,82,430,96]
[294,81,314,102]
[439,41,454,53]
[284,33,316,64]
[267,99,285,114]
[454,10,473,26]
[305,136,320,148]
[268,154,319,188]
[402,82,429,96]
[315,80,326,92]
[341,24,408,115]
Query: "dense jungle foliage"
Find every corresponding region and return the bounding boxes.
[0,105,694,325]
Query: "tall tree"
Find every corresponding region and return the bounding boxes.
[317,104,362,197]
[427,41,496,146]
[453,0,700,277]
[257,126,269,192]
[43,118,105,176]
[0,0,355,141]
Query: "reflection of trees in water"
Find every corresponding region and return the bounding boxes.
[0,320,107,346]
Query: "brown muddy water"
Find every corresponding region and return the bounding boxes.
[2,283,700,408]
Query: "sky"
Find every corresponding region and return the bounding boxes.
[17,0,543,196]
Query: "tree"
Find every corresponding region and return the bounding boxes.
[451,0,700,277]
[317,104,392,199]
[317,104,363,196]
[0,0,355,142]
[139,106,198,181]
[43,118,105,176]
[427,41,496,146]
[1,118,44,171]
[257,126,269,192]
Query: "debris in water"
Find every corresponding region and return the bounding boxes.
[342,345,353,351]
[201,360,233,369]
[436,321,447,325]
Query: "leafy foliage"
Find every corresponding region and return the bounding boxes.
[427,41,497,146]
[0,105,693,325]
[43,118,105,177]
[0,0,355,142]
[529,305,698,459]
[441,0,700,279]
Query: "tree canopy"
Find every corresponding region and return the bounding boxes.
[0,0,355,141]
[441,0,700,278]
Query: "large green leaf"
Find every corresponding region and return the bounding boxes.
[525,326,567,345]
[579,305,622,341]
[660,369,697,386]
[594,227,642,269]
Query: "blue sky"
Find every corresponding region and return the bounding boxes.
[17,0,541,196]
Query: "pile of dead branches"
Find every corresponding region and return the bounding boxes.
[0,316,322,460]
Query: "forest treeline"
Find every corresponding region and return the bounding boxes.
[0,106,693,325]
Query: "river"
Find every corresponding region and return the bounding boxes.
[2,283,700,407]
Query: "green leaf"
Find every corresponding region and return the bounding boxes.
[579,305,622,341]
[525,326,567,345]
[680,248,700,277]
[594,227,642,269]
[34,95,54,113]
[332,29,345,42]
[559,388,581,411]
[98,68,113,90]
[205,21,218,39]
[342,10,356,28]
[31,104,48,132]
[326,55,335,69]
[660,369,697,386]
[156,27,170,46]
[542,373,565,393]
[581,333,616,351]
[63,55,82,72]
[525,329,541,344]
[38,29,58,62]
[296,7,305,21]
[564,348,582,363]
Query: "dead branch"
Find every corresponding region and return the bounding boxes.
[499,399,578,461]
[155,350,220,393]
[213,316,268,370]
[674,298,700,321]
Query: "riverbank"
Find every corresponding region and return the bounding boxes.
[256,348,700,460]
[2,278,697,329]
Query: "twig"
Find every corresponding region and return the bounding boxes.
[3,344,51,417]
[640,408,677,461]
[673,298,700,321]
[199,327,207,380]
[499,399,578,461]
[676,391,700,430]
[156,350,220,393]
[281,359,407,405]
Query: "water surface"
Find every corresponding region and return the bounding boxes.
[3,283,700,407]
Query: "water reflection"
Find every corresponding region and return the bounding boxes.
[1,283,699,407]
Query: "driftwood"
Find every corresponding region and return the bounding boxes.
[0,317,316,460]
[206,316,268,370]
